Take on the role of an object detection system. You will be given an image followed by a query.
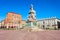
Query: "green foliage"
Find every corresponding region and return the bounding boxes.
[54,27,58,30]
[0,28,17,30]
[46,27,49,30]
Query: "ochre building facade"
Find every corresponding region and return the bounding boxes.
[2,12,22,28]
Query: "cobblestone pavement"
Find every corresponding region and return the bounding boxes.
[0,30,60,40]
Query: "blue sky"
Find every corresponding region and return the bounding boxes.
[0,0,60,21]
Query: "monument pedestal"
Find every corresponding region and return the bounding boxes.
[26,22,36,28]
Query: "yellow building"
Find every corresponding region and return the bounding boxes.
[22,20,26,27]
